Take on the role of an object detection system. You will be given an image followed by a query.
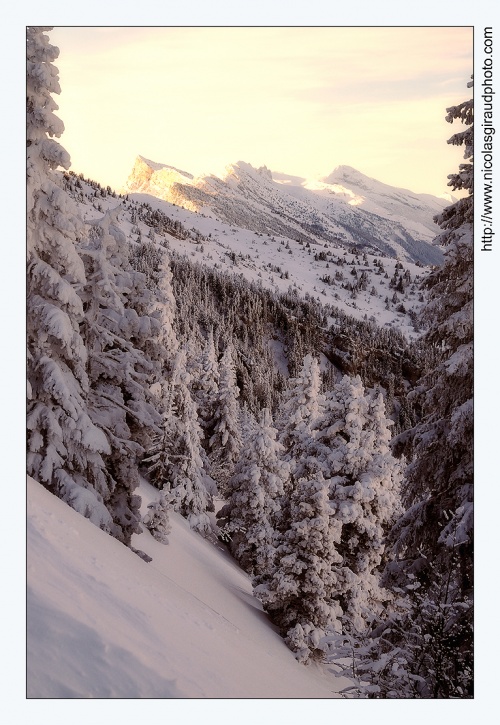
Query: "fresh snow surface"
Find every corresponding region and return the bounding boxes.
[122,156,446,266]
[27,476,352,699]
[76,185,428,339]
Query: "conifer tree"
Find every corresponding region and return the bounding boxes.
[256,373,401,661]
[155,254,179,359]
[145,350,214,537]
[143,493,172,545]
[254,470,343,663]
[340,80,475,699]
[315,377,402,631]
[27,27,113,532]
[275,354,323,531]
[190,328,219,430]
[79,207,162,544]
[278,354,323,473]
[218,408,289,576]
[387,78,473,600]
[208,342,242,490]
[144,382,176,491]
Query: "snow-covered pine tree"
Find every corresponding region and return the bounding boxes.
[257,373,402,662]
[315,376,402,632]
[217,408,289,577]
[192,328,220,432]
[254,469,343,663]
[129,238,179,363]
[144,349,214,538]
[278,354,323,476]
[27,27,114,533]
[149,250,179,377]
[359,79,474,698]
[79,207,162,544]
[143,381,176,491]
[208,341,242,492]
[387,78,473,603]
[239,402,260,443]
[275,354,323,531]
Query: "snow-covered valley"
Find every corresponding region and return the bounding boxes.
[25,26,474,706]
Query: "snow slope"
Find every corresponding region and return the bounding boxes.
[123,156,445,265]
[27,476,351,698]
[71,175,430,339]
[321,165,452,240]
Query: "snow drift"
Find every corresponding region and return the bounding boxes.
[27,476,350,698]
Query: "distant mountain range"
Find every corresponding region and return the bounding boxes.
[123,156,449,265]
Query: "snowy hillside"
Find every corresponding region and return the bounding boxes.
[321,165,454,239]
[26,27,474,704]
[70,172,430,339]
[27,476,352,698]
[123,156,446,266]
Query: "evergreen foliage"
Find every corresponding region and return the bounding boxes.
[208,342,242,491]
[167,254,420,432]
[254,470,343,663]
[143,494,172,545]
[275,354,323,531]
[336,79,474,698]
[256,364,401,662]
[278,354,323,465]
[79,208,163,544]
[329,547,473,698]
[387,79,473,601]
[218,408,289,576]
[191,328,220,437]
[26,30,473,695]
[314,377,402,631]
[27,27,114,533]
[144,350,214,538]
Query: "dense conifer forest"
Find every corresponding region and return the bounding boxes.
[27,27,473,698]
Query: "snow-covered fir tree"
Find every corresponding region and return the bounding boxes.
[388,80,474,593]
[257,373,401,661]
[254,469,343,663]
[127,236,179,367]
[278,353,323,476]
[336,80,474,700]
[191,328,220,437]
[208,341,242,491]
[79,207,162,544]
[275,354,323,531]
[27,27,114,533]
[26,27,473,696]
[151,250,179,365]
[314,376,402,631]
[237,403,261,459]
[144,349,215,538]
[143,382,176,488]
[218,408,289,577]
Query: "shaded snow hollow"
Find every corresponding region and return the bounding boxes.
[27,476,352,699]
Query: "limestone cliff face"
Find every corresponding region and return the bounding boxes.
[123,156,155,193]
[122,156,201,210]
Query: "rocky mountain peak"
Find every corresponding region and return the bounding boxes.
[121,155,447,265]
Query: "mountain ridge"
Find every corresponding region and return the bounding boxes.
[123,156,445,265]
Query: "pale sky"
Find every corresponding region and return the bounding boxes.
[49,26,473,198]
